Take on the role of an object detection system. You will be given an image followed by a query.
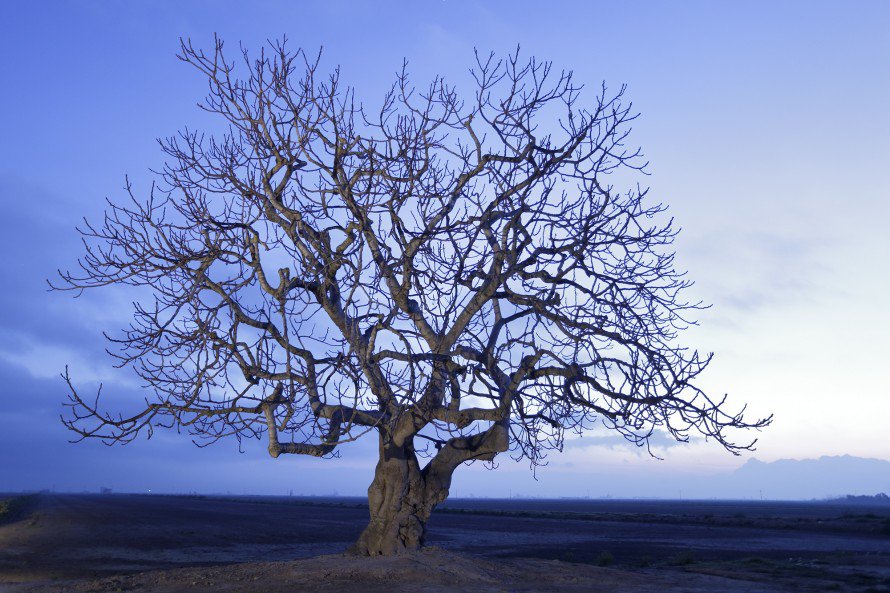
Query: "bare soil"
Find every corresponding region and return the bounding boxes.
[1,494,888,592]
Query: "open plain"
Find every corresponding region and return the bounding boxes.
[1,493,888,592]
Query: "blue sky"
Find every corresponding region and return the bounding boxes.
[1,1,888,497]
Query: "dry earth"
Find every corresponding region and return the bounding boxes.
[2,494,888,592]
[4,548,783,593]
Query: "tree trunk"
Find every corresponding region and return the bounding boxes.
[349,434,448,556]
[349,422,507,556]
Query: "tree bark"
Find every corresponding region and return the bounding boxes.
[349,434,443,555]
[349,422,508,556]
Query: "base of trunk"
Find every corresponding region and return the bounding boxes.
[348,512,426,556]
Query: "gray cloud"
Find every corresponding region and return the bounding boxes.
[679,228,833,325]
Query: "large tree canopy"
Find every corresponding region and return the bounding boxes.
[55,37,770,555]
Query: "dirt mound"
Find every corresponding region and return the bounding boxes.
[14,548,670,593]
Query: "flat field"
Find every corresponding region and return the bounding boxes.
[1,493,888,592]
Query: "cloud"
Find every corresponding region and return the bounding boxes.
[563,427,694,451]
[0,353,379,495]
[682,228,832,321]
[0,177,141,383]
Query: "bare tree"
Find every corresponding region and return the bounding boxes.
[54,37,770,556]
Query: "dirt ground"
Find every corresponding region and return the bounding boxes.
[1,494,889,592]
[4,548,810,593]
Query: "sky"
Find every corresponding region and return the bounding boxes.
[0,1,888,499]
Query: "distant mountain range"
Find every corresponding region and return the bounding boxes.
[731,455,890,500]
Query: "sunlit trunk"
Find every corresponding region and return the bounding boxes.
[349,433,449,555]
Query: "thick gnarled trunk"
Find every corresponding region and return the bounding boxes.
[350,435,447,555]
[350,422,508,556]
